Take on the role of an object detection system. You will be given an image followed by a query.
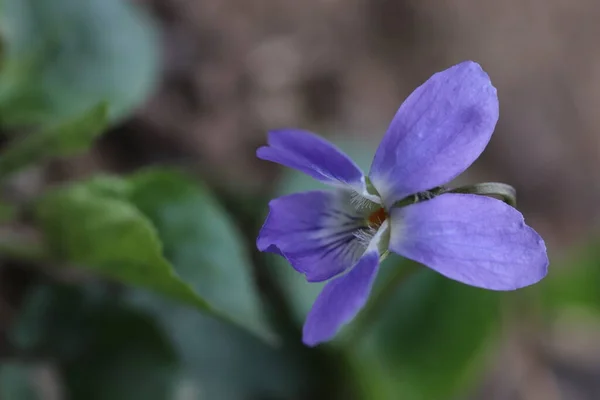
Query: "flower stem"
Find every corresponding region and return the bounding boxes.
[392,182,518,209]
[448,182,517,207]
[346,260,421,345]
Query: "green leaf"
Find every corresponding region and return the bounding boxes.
[9,283,97,357]
[542,239,600,313]
[34,182,212,312]
[75,174,133,200]
[0,0,158,125]
[0,200,17,222]
[12,283,310,400]
[10,284,181,400]
[64,300,180,400]
[128,291,312,399]
[34,169,273,341]
[0,363,41,400]
[0,103,108,178]
[126,168,273,341]
[355,266,501,400]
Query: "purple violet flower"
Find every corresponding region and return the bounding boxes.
[256,61,549,346]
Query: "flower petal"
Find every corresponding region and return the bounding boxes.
[389,194,548,290]
[369,61,499,207]
[257,129,364,188]
[257,190,370,282]
[302,250,379,346]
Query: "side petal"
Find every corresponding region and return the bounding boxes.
[257,190,369,282]
[257,129,364,188]
[389,194,548,290]
[369,61,499,207]
[302,250,379,346]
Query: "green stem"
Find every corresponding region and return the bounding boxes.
[448,182,517,207]
[392,182,517,209]
[346,261,421,345]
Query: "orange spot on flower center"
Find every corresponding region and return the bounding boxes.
[367,208,387,228]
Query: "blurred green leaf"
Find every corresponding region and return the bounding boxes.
[355,266,501,400]
[0,0,158,125]
[0,103,108,178]
[0,200,17,222]
[79,174,133,200]
[126,168,273,341]
[128,292,312,399]
[34,169,273,341]
[107,168,311,398]
[11,284,180,400]
[542,239,600,313]
[10,283,102,357]
[12,282,311,400]
[64,300,179,400]
[34,182,213,312]
[0,363,41,400]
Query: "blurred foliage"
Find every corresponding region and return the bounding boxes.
[0,0,158,125]
[123,169,308,398]
[126,169,272,341]
[355,267,501,400]
[0,199,16,222]
[11,284,179,400]
[541,240,600,313]
[0,363,40,400]
[125,294,310,399]
[34,178,214,310]
[0,102,108,178]
[10,281,312,399]
[34,169,272,341]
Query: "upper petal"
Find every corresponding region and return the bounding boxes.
[257,129,364,188]
[369,61,499,207]
[389,194,548,290]
[257,190,370,282]
[302,250,379,346]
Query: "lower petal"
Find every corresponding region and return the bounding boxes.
[389,194,548,290]
[257,190,369,282]
[302,250,380,346]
